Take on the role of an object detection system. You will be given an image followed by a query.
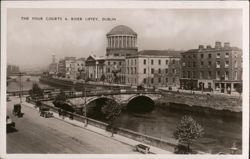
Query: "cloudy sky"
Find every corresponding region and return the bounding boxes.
[7,9,242,71]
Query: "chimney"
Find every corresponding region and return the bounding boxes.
[224,42,230,48]
[198,45,204,50]
[215,41,222,49]
[206,45,212,49]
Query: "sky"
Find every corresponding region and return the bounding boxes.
[7,9,242,71]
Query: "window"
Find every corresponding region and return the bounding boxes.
[135,59,137,64]
[216,61,220,68]
[235,60,238,68]
[208,71,212,79]
[172,69,176,74]
[114,62,116,65]
[193,71,196,78]
[165,68,168,74]
[208,61,212,67]
[158,60,161,65]
[107,68,110,73]
[188,71,191,78]
[166,78,168,83]
[182,55,185,58]
[188,62,191,67]
[208,54,212,58]
[225,52,229,58]
[151,78,154,84]
[193,54,196,58]
[134,67,137,74]
[225,61,229,68]
[151,59,154,65]
[193,62,196,67]
[158,77,161,83]
[225,71,229,80]
[166,60,169,65]
[144,59,146,65]
[200,54,204,59]
[144,68,146,74]
[119,62,122,65]
[182,71,185,78]
[158,68,161,74]
[235,71,238,80]
[151,68,154,74]
[201,61,204,66]
[173,77,175,83]
[216,53,220,58]
[172,59,175,64]
[143,78,146,84]
[216,71,220,80]
[200,71,204,79]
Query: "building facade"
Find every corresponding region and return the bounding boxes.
[48,55,58,75]
[75,58,86,79]
[125,50,181,87]
[180,42,242,93]
[85,55,105,81]
[58,57,77,79]
[7,64,20,75]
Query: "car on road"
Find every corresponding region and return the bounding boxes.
[135,144,150,154]
[40,107,53,118]
[6,116,15,130]
[12,104,22,117]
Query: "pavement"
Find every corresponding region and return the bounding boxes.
[7,96,171,154]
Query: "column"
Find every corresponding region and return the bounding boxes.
[121,36,124,48]
[125,36,127,48]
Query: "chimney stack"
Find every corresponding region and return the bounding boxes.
[198,45,204,50]
[206,45,212,49]
[224,42,230,48]
[215,41,222,49]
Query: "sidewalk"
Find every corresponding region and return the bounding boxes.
[22,99,172,154]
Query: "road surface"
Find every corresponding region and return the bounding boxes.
[7,97,138,154]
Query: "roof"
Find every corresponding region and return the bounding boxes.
[137,50,183,57]
[182,47,242,54]
[107,25,137,36]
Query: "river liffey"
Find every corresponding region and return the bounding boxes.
[7,76,242,154]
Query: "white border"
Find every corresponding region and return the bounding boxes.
[1,1,249,159]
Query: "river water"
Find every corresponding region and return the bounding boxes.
[7,76,242,154]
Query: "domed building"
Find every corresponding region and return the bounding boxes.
[106,25,138,57]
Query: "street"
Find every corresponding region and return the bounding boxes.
[6,97,138,154]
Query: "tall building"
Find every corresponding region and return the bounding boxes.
[7,64,20,75]
[104,25,138,84]
[125,50,182,87]
[48,54,58,75]
[58,57,76,79]
[180,42,242,93]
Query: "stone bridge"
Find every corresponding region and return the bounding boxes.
[69,92,162,113]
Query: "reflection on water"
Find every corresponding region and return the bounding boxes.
[7,76,242,154]
[114,107,242,154]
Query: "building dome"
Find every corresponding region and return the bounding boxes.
[107,25,137,36]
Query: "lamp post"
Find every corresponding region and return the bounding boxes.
[19,72,23,104]
[78,67,87,127]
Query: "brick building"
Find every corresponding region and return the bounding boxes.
[180,42,242,93]
[125,50,181,87]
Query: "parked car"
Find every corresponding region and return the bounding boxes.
[12,104,22,117]
[135,144,150,154]
[6,116,15,130]
[40,107,53,118]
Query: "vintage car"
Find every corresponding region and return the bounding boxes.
[6,116,15,130]
[12,104,22,117]
[135,144,150,154]
[40,107,53,118]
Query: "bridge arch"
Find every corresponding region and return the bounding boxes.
[85,96,120,121]
[126,94,155,113]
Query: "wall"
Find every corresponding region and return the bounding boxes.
[158,90,242,112]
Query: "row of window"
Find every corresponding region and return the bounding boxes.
[142,77,176,84]
[107,61,122,66]
[182,52,230,59]
[143,68,176,74]
[183,60,235,68]
[143,59,176,65]
[182,70,237,80]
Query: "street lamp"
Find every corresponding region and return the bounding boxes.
[19,72,23,104]
[78,67,87,127]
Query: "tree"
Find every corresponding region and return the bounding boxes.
[101,99,121,136]
[53,90,67,107]
[173,115,204,153]
[235,83,242,94]
[29,83,43,99]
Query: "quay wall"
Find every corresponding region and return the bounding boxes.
[157,90,242,113]
[29,100,177,152]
